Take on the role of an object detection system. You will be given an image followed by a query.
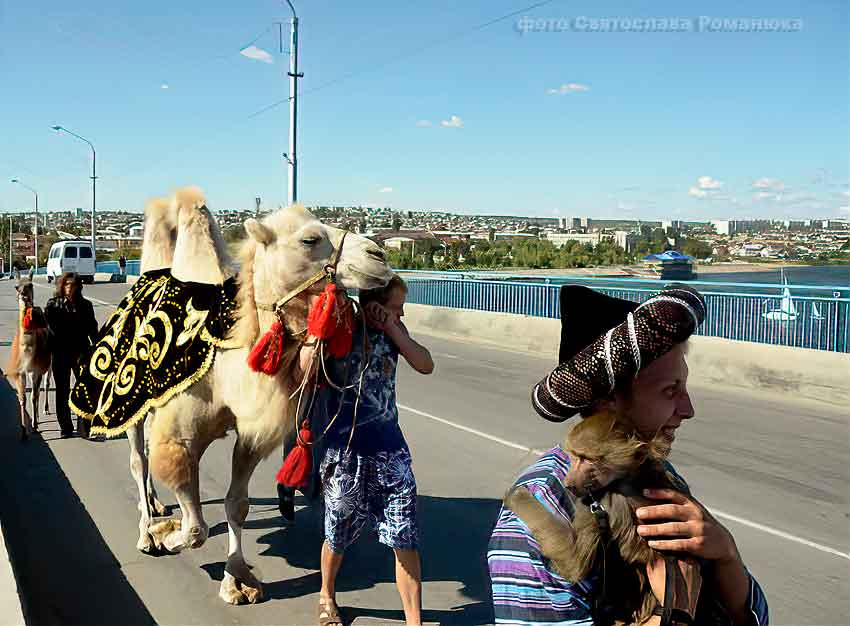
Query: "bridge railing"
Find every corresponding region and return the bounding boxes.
[399,272,850,353]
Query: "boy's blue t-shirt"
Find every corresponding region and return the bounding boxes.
[313,323,407,454]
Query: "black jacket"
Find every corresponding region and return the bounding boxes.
[45,296,99,362]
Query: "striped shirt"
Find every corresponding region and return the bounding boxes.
[487,446,769,625]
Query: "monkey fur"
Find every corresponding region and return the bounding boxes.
[504,411,701,625]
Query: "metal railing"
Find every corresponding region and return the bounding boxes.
[400,272,850,353]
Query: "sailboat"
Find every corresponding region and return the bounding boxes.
[762,269,798,322]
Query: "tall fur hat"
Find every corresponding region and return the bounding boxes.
[532,285,706,422]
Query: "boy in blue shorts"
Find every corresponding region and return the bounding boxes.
[314,275,433,626]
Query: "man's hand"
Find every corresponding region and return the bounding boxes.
[636,488,739,563]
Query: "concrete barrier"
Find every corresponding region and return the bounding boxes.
[402,303,850,406]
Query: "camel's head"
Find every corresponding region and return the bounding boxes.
[15,269,35,308]
[243,206,392,301]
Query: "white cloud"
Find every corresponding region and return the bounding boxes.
[416,120,432,127]
[843,190,850,197]
[160,83,170,90]
[239,45,274,64]
[696,176,723,190]
[547,83,590,95]
[752,177,785,191]
[378,186,393,193]
[753,191,775,201]
[440,115,463,128]
[689,176,723,199]
[839,205,850,214]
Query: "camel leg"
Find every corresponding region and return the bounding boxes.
[43,370,50,414]
[144,413,167,517]
[219,436,264,605]
[148,411,208,553]
[16,374,31,441]
[31,371,42,433]
[128,422,155,553]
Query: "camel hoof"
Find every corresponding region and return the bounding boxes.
[150,497,168,517]
[147,518,182,553]
[219,573,264,605]
[137,532,156,554]
[187,524,208,549]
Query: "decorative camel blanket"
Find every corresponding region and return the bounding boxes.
[70,269,238,438]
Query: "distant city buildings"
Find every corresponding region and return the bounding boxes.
[0,201,846,265]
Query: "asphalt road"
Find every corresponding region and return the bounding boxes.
[0,278,847,626]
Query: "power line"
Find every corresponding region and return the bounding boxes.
[247,0,560,119]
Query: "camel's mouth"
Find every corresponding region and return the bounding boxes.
[344,266,393,286]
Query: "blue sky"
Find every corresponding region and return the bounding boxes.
[1,0,848,219]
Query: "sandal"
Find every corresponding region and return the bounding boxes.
[318,597,343,626]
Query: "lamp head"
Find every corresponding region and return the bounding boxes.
[11,178,19,183]
[51,125,63,132]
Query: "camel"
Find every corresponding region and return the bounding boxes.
[117,187,391,604]
[7,269,51,441]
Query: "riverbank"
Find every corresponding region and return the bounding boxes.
[443,261,839,277]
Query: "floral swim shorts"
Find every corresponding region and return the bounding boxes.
[321,446,419,553]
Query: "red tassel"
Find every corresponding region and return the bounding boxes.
[327,305,354,358]
[23,308,34,331]
[307,284,339,340]
[276,420,313,488]
[247,320,285,375]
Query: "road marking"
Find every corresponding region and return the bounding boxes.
[433,352,459,359]
[399,403,850,561]
[399,403,543,455]
[707,508,850,561]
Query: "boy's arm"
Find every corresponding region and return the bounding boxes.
[385,321,434,375]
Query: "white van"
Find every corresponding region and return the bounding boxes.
[46,240,96,283]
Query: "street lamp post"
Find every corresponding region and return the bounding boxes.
[10,178,38,273]
[283,0,302,206]
[51,125,97,257]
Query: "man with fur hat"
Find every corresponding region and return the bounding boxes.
[487,285,768,625]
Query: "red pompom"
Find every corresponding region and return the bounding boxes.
[327,305,354,358]
[22,308,34,331]
[276,420,313,488]
[247,321,285,375]
[307,284,339,340]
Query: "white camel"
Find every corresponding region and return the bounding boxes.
[6,269,51,441]
[123,187,391,604]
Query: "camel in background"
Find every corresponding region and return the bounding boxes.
[7,269,51,441]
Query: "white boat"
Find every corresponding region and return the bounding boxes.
[762,270,798,322]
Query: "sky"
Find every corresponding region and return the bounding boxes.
[1,0,848,220]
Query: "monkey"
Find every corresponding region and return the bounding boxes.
[505,411,702,625]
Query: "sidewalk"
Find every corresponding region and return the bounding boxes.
[0,521,25,626]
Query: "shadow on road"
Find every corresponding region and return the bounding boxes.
[0,379,155,626]
[201,492,499,625]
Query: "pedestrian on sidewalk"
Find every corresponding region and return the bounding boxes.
[45,272,99,439]
[487,285,769,626]
[310,274,434,626]
[118,254,127,276]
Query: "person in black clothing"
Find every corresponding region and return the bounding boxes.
[45,272,99,438]
[118,254,127,276]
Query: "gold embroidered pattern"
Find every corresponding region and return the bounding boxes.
[70,270,238,438]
